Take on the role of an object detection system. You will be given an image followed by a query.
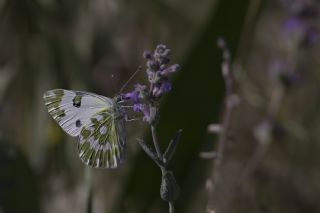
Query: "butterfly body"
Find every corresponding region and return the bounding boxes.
[43,89,126,168]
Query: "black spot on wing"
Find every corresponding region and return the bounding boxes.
[76,119,82,127]
[72,95,82,108]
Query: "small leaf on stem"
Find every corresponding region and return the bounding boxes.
[137,138,163,167]
[163,129,183,166]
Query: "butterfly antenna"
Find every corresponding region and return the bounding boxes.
[119,66,142,93]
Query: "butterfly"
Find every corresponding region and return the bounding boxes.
[43,89,126,169]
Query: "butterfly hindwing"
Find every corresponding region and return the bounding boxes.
[43,89,112,137]
[78,109,126,168]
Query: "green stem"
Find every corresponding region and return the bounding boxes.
[151,125,162,159]
[150,121,176,213]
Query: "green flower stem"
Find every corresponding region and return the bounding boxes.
[151,125,162,159]
[150,119,175,213]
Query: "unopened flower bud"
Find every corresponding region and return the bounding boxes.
[160,171,180,202]
[143,51,152,59]
[161,64,180,76]
[147,60,159,71]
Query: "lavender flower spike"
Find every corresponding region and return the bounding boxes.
[121,44,180,117]
[121,44,181,213]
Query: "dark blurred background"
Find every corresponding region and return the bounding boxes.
[1,0,320,212]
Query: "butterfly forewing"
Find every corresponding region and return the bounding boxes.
[43,89,112,137]
[43,89,126,168]
[78,108,126,168]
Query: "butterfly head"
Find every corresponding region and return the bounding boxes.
[113,95,123,103]
[111,95,126,119]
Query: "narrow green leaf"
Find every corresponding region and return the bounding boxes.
[137,139,163,167]
[163,129,183,166]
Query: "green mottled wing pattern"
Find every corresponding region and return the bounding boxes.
[43,89,111,137]
[43,89,126,169]
[78,107,126,168]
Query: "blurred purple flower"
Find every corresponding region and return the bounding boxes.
[282,0,319,47]
[284,17,303,31]
[268,59,303,88]
[304,27,319,46]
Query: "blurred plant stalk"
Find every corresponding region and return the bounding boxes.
[204,38,238,213]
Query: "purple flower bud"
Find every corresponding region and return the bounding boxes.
[152,86,160,97]
[161,81,172,93]
[143,51,153,59]
[133,103,142,112]
[160,57,170,65]
[121,84,146,103]
[155,44,167,54]
[147,70,154,82]
[134,83,147,92]
[147,60,159,71]
[131,103,151,122]
[160,64,180,76]
[122,90,139,103]
[154,44,171,59]
[141,105,151,122]
[152,81,172,98]
[149,71,162,84]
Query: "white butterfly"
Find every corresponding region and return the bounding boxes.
[43,89,126,168]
